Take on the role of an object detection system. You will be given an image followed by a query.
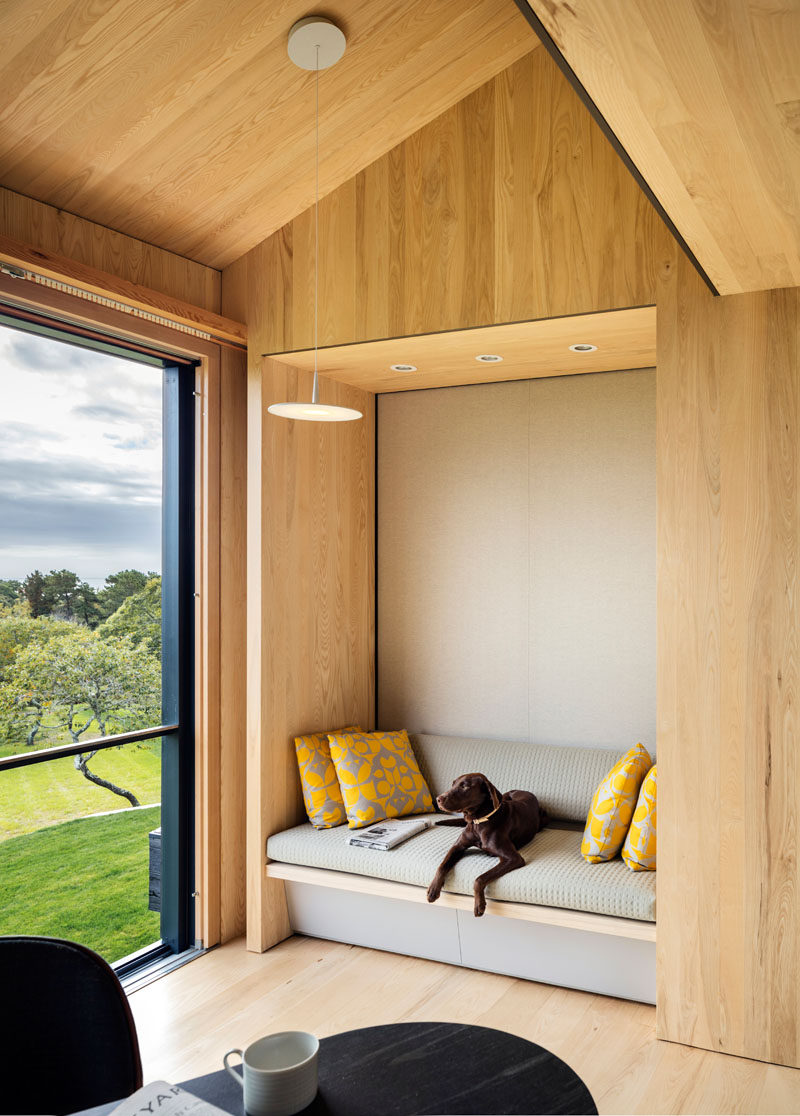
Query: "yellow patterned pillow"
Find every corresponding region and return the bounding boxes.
[622,764,657,871]
[294,725,361,829]
[328,729,434,829]
[581,743,651,863]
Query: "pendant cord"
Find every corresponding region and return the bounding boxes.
[312,45,320,405]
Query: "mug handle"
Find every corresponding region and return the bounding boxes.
[223,1048,245,1086]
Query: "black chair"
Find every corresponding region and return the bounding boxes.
[0,935,143,1115]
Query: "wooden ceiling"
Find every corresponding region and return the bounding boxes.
[526,0,800,295]
[270,307,657,394]
[0,0,534,270]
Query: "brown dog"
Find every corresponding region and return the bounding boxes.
[427,772,547,917]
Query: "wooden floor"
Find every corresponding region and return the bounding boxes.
[130,936,800,1115]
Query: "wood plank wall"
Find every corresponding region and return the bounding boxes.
[246,360,374,953]
[0,186,220,311]
[218,260,248,942]
[222,46,674,953]
[240,47,673,357]
[657,248,800,1068]
[228,209,375,954]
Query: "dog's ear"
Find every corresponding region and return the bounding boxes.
[480,775,502,811]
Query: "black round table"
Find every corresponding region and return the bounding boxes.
[180,1022,597,1116]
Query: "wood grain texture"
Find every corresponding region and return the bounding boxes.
[246,356,375,952]
[217,265,248,944]
[657,247,800,1067]
[271,306,656,394]
[218,347,247,944]
[0,233,244,344]
[265,862,657,941]
[656,246,722,1055]
[0,0,534,268]
[0,187,219,311]
[526,0,800,295]
[129,936,800,1113]
[249,47,672,355]
[226,44,669,953]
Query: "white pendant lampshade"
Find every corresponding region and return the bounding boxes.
[268,401,362,421]
[270,18,362,424]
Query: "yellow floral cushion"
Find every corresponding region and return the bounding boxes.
[622,764,657,871]
[581,743,651,863]
[328,729,434,829]
[294,725,361,829]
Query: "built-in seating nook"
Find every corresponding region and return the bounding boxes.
[2,1,800,1113]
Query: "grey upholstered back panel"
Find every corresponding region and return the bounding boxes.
[377,370,656,751]
[412,733,631,822]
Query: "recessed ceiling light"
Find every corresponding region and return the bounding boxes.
[390,363,417,373]
[569,343,598,353]
[476,354,503,363]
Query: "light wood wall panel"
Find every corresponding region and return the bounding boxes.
[246,357,375,952]
[657,248,800,1067]
[217,256,248,942]
[0,186,220,311]
[217,347,247,943]
[526,0,800,295]
[226,44,670,954]
[251,47,672,355]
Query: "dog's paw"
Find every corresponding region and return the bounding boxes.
[473,894,486,917]
[427,882,442,903]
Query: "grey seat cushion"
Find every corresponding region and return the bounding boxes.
[267,818,656,922]
[411,734,636,823]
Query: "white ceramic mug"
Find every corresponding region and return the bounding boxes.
[223,1031,319,1116]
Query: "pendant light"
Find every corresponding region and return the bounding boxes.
[269,17,362,423]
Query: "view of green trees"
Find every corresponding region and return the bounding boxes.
[0,568,164,961]
[0,326,167,963]
[0,569,162,803]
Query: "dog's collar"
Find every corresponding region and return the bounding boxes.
[470,801,503,824]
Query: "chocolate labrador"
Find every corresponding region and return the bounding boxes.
[427,771,547,917]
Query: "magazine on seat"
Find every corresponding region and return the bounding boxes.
[346,815,440,850]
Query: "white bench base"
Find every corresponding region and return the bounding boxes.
[266,863,656,1004]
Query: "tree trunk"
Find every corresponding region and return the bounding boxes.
[26,702,43,748]
[74,750,141,807]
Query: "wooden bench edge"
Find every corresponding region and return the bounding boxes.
[265,861,656,942]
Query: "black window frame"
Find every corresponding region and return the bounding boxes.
[0,314,197,972]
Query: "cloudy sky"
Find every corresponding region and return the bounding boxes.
[0,324,162,587]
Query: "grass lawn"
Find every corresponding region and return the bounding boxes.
[0,806,161,964]
[0,742,161,840]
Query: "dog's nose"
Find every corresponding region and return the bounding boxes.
[436,794,445,808]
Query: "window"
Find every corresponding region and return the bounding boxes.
[0,314,195,972]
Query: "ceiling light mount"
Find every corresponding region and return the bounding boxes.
[569,343,598,353]
[287,17,346,71]
[390,363,417,373]
[476,354,503,363]
[270,18,361,423]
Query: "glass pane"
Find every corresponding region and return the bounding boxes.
[0,323,165,961]
[0,322,163,755]
[0,739,162,963]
